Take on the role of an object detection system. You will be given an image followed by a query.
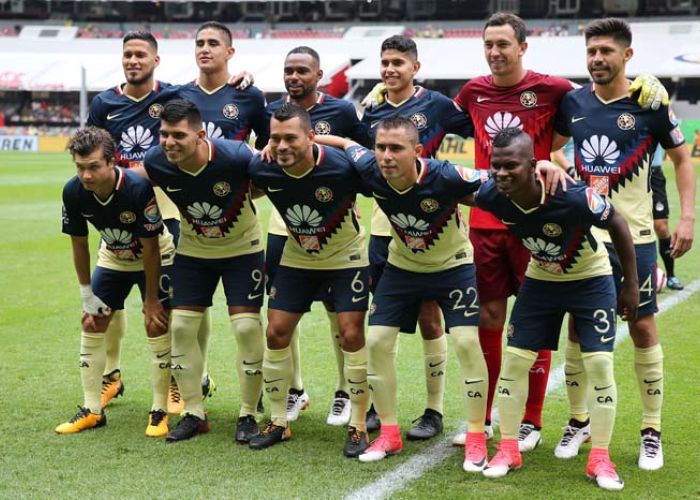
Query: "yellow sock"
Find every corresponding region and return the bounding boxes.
[422,335,447,415]
[635,344,663,431]
[230,313,264,417]
[289,325,303,390]
[147,332,171,412]
[327,311,346,393]
[103,309,126,375]
[450,326,488,433]
[367,325,400,426]
[198,308,212,378]
[565,341,589,422]
[582,351,616,449]
[498,347,537,439]
[81,331,106,414]
[170,309,205,419]
[263,346,293,427]
[344,347,369,432]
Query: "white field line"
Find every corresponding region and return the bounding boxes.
[345,279,700,500]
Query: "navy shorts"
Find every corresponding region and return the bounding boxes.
[368,235,391,294]
[265,233,287,294]
[92,264,172,310]
[650,167,669,220]
[606,242,658,318]
[268,265,369,314]
[369,263,479,333]
[170,251,265,308]
[507,275,617,353]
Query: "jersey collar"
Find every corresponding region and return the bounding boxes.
[178,140,214,177]
[387,158,427,195]
[92,166,124,206]
[117,81,159,102]
[386,86,424,108]
[510,177,547,213]
[194,79,227,95]
[590,83,629,105]
[285,92,326,111]
[281,144,325,179]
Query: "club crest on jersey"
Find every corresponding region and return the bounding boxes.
[213,181,231,197]
[144,198,160,223]
[223,103,239,119]
[315,187,333,202]
[585,188,607,214]
[420,198,439,213]
[617,113,635,130]
[542,223,562,237]
[314,121,331,135]
[148,103,163,119]
[520,91,537,108]
[410,113,428,130]
[119,211,136,224]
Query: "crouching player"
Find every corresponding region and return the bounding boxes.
[57,127,174,436]
[476,128,638,491]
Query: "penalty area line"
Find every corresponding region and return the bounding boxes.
[345,279,700,500]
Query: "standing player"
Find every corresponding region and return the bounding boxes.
[57,127,174,437]
[142,99,265,443]
[477,128,638,492]
[361,35,475,439]
[247,103,370,456]
[265,46,371,426]
[552,18,695,470]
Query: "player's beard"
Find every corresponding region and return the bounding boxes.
[126,67,155,86]
[588,64,617,85]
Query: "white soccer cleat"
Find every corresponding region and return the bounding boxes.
[358,433,403,463]
[555,419,591,459]
[285,390,310,422]
[638,428,664,471]
[518,423,542,452]
[326,391,351,426]
[452,424,493,446]
[463,432,488,472]
[482,439,522,478]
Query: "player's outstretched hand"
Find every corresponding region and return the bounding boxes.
[535,160,573,195]
[143,299,168,337]
[80,285,111,317]
[229,71,254,90]
[259,142,273,163]
[360,82,387,110]
[618,281,639,322]
[671,218,694,258]
[630,74,668,111]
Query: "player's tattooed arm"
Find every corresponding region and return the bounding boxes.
[228,71,254,90]
[535,160,574,195]
[607,212,639,321]
[313,134,356,150]
[140,235,168,336]
[666,144,696,258]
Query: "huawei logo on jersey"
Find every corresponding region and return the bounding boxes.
[484,112,523,138]
[100,228,133,245]
[581,135,620,165]
[203,121,224,139]
[285,205,323,229]
[120,125,154,153]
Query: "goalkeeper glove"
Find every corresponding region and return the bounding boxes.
[80,284,111,316]
[360,82,388,110]
[630,74,669,111]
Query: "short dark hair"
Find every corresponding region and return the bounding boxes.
[376,114,419,145]
[380,35,418,60]
[287,46,321,65]
[484,12,527,44]
[67,127,117,161]
[492,127,531,149]
[123,30,158,51]
[272,102,312,131]
[196,21,232,47]
[584,18,632,47]
[160,99,202,129]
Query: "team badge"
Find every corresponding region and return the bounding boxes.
[148,103,163,119]
[314,121,331,135]
[213,181,231,197]
[300,235,321,251]
[420,198,439,213]
[315,187,333,202]
[585,187,607,214]
[119,211,136,224]
[223,103,239,119]
[542,223,562,237]
[410,113,428,130]
[144,198,160,223]
[617,113,635,130]
[519,91,537,108]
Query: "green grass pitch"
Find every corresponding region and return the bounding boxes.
[1,151,699,499]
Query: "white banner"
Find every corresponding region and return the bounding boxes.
[0,135,38,152]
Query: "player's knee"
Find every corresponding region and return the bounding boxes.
[417,304,443,339]
[630,316,658,347]
[450,326,480,355]
[366,326,398,356]
[479,300,507,329]
[265,322,292,349]
[654,219,669,238]
[81,314,110,333]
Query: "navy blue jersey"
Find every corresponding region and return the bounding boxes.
[362,86,473,158]
[178,81,269,149]
[554,84,684,244]
[475,178,614,281]
[144,139,262,259]
[62,167,170,271]
[249,144,368,270]
[88,81,181,168]
[347,144,482,273]
[267,92,371,147]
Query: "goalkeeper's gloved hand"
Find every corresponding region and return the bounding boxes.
[630,74,669,111]
[360,82,388,110]
[80,284,111,316]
